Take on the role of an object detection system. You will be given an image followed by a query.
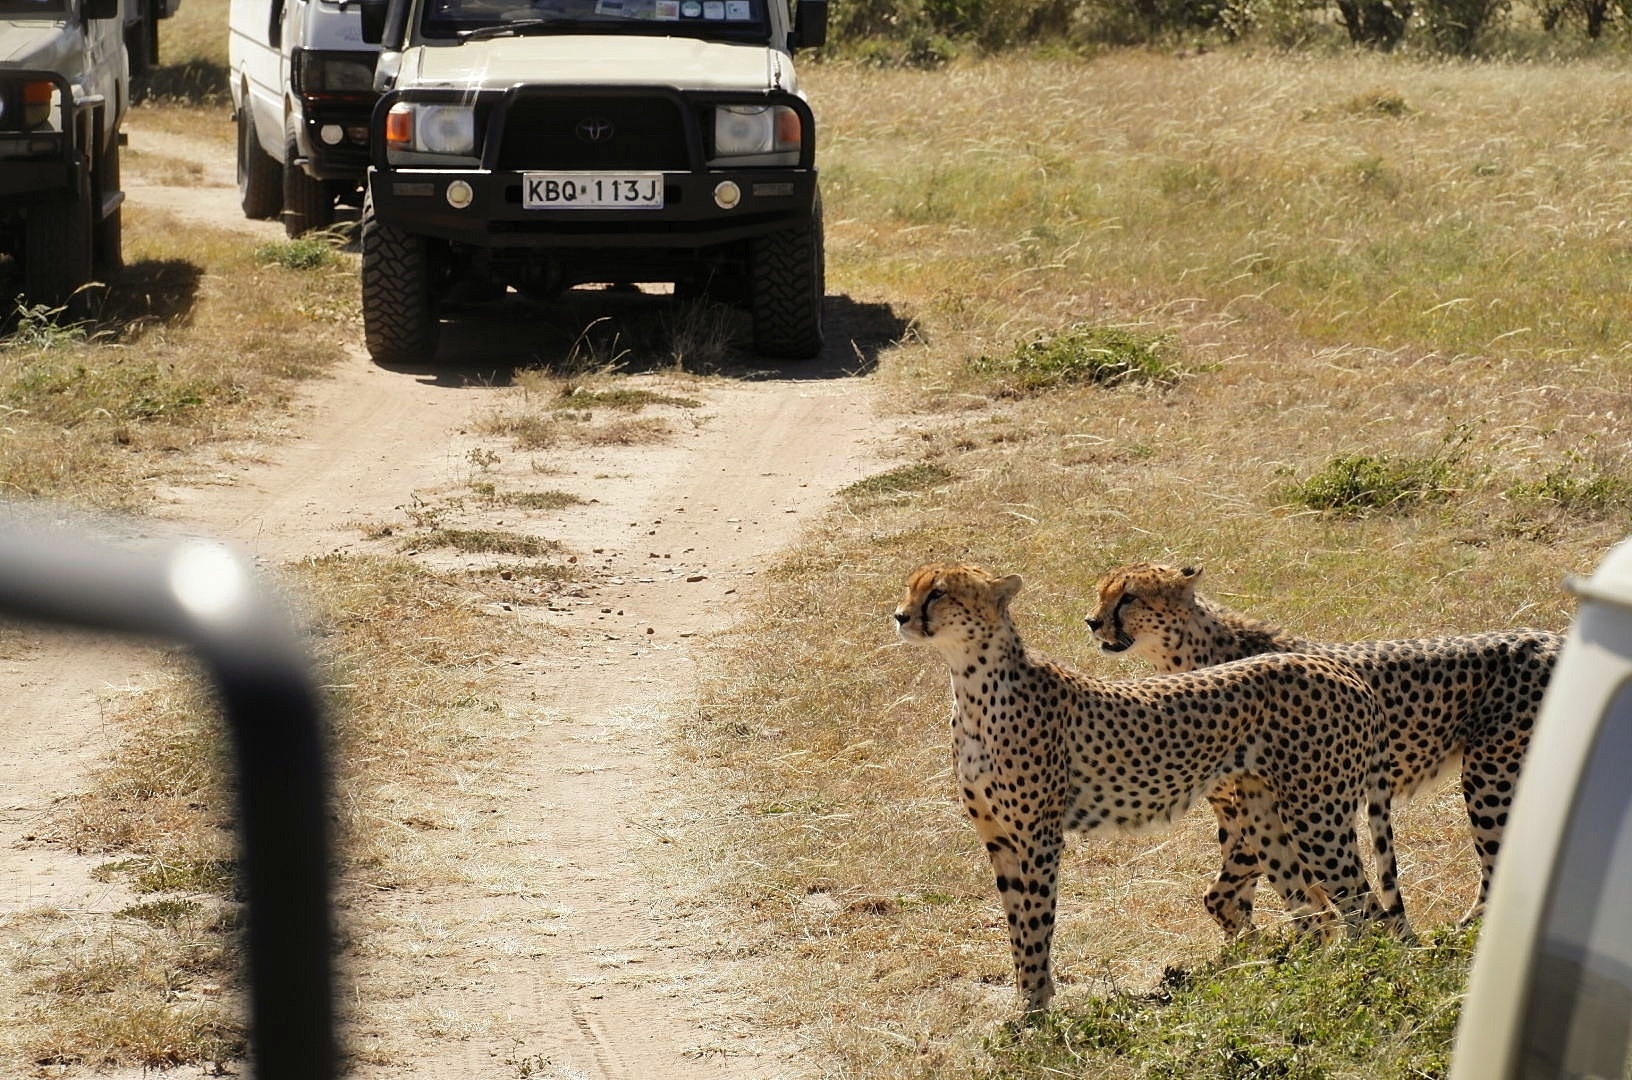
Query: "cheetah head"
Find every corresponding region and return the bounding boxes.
[1084,561,1202,662]
[894,562,1023,654]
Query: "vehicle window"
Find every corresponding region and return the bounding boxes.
[1520,677,1632,1080]
[0,0,70,15]
[421,0,769,42]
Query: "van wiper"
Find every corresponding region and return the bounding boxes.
[460,16,597,38]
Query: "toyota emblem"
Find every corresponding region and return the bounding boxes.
[575,117,615,143]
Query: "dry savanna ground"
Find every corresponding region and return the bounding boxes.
[696,49,1632,1079]
[2,17,1630,1079]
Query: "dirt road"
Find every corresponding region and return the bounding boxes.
[0,121,896,1077]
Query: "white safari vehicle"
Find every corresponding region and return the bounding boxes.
[1451,535,1632,1079]
[0,0,126,315]
[229,0,379,235]
[355,0,828,364]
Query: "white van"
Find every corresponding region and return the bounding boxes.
[228,0,378,236]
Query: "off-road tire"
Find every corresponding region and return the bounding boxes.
[93,134,123,275]
[25,196,95,319]
[361,191,441,364]
[237,104,283,220]
[748,189,824,360]
[283,131,336,238]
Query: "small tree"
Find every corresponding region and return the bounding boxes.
[1540,0,1613,37]
[1333,0,1413,46]
[1416,0,1508,53]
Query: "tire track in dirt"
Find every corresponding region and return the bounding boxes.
[174,361,886,1078]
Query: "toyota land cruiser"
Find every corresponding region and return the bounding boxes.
[356,0,827,363]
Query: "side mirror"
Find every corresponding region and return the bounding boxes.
[83,0,118,20]
[789,0,826,49]
[360,0,389,44]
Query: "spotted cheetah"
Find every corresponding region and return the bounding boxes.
[894,562,1405,1013]
[1085,560,1561,931]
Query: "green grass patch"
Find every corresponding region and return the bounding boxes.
[981,927,1475,1080]
[409,528,560,558]
[968,324,1186,395]
[254,236,342,271]
[1284,430,1473,516]
[1507,452,1632,520]
[556,385,702,411]
[1284,453,1458,515]
[840,462,955,501]
[115,899,204,928]
[504,490,587,510]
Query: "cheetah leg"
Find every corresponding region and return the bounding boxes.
[1457,742,1520,927]
[1364,764,1412,938]
[1203,782,1263,938]
[979,829,1063,1014]
[1278,781,1382,934]
[1233,778,1339,940]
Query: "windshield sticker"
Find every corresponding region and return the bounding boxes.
[724,0,749,16]
[654,0,679,15]
[702,0,722,15]
[680,0,700,12]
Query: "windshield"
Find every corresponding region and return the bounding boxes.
[0,0,69,16]
[422,0,770,41]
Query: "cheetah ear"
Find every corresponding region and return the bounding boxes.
[1180,565,1203,583]
[994,574,1023,608]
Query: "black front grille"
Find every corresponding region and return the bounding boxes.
[495,95,691,171]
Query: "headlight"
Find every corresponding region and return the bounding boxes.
[713,104,801,158]
[385,102,478,159]
[292,51,377,98]
[0,79,59,133]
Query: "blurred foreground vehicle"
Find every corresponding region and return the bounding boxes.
[1452,535,1632,1080]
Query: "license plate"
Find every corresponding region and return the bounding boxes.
[522,173,664,209]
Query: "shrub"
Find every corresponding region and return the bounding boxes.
[1285,428,1474,515]
[968,323,1186,394]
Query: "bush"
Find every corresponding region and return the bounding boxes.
[968,323,1186,394]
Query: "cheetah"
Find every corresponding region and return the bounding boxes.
[894,562,1405,1013]
[1085,560,1561,931]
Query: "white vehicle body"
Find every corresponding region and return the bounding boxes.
[228,0,378,234]
[1451,535,1632,1078]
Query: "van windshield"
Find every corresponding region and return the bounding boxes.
[421,0,770,42]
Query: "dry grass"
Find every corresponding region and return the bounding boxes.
[6,555,552,1068]
[683,49,1632,1078]
[0,212,355,509]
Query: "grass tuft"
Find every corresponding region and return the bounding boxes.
[1507,451,1632,520]
[840,462,955,502]
[1341,87,1414,117]
[406,528,560,558]
[979,926,1475,1080]
[557,385,702,411]
[1284,429,1474,516]
[254,236,343,271]
[968,324,1186,395]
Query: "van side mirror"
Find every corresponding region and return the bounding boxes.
[360,0,389,44]
[83,0,118,20]
[790,0,826,49]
